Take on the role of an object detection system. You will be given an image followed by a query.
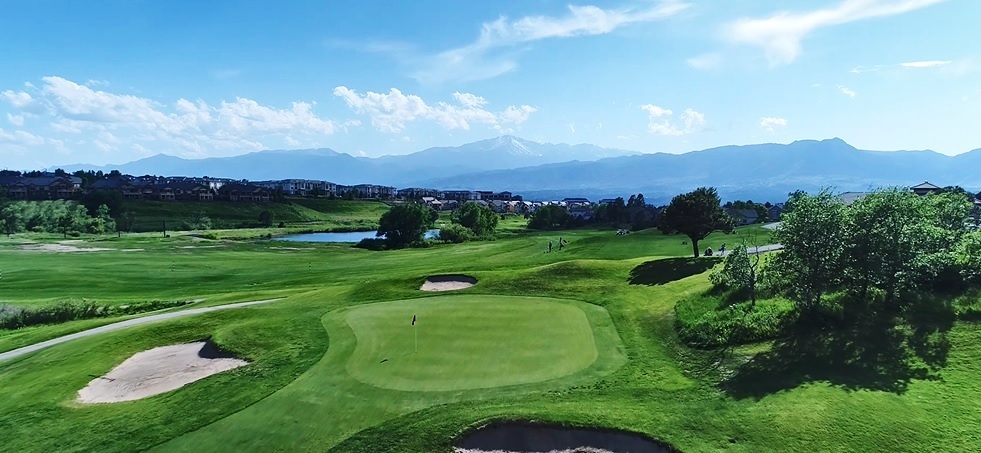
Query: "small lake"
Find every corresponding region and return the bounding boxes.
[275,229,440,243]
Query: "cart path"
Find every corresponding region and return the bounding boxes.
[0,299,281,363]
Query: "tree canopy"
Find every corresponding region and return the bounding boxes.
[658,187,735,257]
[527,205,570,230]
[377,203,434,249]
[452,202,498,238]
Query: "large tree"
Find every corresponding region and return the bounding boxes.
[658,187,734,257]
[528,205,570,230]
[452,202,498,238]
[377,203,434,249]
[771,190,848,314]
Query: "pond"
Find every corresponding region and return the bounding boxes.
[455,421,680,453]
[274,229,440,243]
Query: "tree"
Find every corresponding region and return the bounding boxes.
[608,197,627,223]
[658,187,735,258]
[80,190,123,217]
[452,202,498,238]
[377,203,434,249]
[119,211,136,233]
[527,205,570,230]
[258,210,273,228]
[771,190,848,314]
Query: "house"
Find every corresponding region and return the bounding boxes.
[838,192,868,206]
[910,181,943,196]
[168,181,214,201]
[218,183,271,202]
[767,203,784,222]
[351,184,396,199]
[255,179,336,197]
[726,208,759,226]
[442,190,479,201]
[398,188,442,199]
[1,174,83,200]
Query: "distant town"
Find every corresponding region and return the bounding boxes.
[2,170,977,229]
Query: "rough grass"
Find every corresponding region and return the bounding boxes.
[1,224,981,453]
[118,199,388,232]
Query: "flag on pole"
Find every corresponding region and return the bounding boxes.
[412,314,416,325]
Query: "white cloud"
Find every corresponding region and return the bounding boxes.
[333,86,536,133]
[2,90,35,108]
[837,85,857,98]
[0,128,48,147]
[2,76,340,159]
[641,104,705,136]
[727,0,946,65]
[851,60,954,73]
[760,117,788,131]
[900,60,952,68]
[7,113,24,126]
[686,52,723,70]
[411,1,689,83]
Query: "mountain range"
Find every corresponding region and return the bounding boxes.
[57,136,981,203]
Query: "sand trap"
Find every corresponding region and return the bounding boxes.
[420,275,478,292]
[77,341,248,404]
[455,422,679,453]
[17,243,143,253]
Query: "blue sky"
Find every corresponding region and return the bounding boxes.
[1,0,978,169]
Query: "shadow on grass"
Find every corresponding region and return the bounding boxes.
[628,257,719,286]
[721,301,954,400]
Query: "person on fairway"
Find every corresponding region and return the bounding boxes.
[548,240,553,253]
[558,237,565,251]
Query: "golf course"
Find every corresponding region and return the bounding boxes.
[1,214,980,453]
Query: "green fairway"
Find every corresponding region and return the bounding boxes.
[345,296,599,391]
[1,223,980,452]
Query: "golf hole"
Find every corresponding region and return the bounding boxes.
[420,274,478,292]
[454,421,681,453]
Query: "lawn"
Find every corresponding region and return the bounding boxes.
[1,223,979,452]
[344,295,607,392]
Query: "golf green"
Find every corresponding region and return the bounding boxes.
[344,295,599,391]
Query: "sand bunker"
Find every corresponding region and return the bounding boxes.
[17,243,144,253]
[420,275,478,292]
[455,422,680,453]
[77,341,248,404]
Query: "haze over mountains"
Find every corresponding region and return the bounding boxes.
[58,136,981,203]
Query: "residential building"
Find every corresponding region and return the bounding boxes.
[910,181,943,196]
[838,192,868,206]
[726,208,759,226]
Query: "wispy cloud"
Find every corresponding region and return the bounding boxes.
[837,85,857,98]
[641,104,705,136]
[900,60,952,68]
[727,0,947,65]
[333,86,536,133]
[759,117,787,132]
[409,1,689,84]
[7,113,25,127]
[850,60,953,73]
[686,52,723,70]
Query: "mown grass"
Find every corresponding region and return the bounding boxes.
[1,223,980,453]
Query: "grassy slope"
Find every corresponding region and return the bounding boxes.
[1,224,979,452]
[118,198,389,232]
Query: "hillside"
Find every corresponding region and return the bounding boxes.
[118,199,389,232]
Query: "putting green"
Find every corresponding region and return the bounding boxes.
[344,295,599,391]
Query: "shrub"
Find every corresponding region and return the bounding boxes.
[437,223,475,243]
[0,299,195,330]
[675,292,795,348]
[354,238,387,251]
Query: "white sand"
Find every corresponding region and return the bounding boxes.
[77,342,248,404]
[420,277,476,292]
[455,448,616,453]
[17,243,144,253]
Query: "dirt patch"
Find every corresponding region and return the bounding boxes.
[454,421,680,453]
[77,341,248,404]
[420,275,478,292]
